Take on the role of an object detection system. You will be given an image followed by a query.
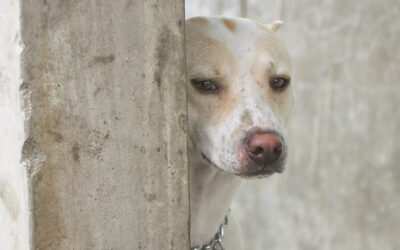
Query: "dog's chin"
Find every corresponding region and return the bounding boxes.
[232,161,285,178]
[232,150,288,178]
[201,151,286,178]
[234,166,285,178]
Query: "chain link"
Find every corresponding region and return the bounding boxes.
[191,214,229,250]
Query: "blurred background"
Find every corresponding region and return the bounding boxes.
[186,1,400,249]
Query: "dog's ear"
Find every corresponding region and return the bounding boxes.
[266,20,283,33]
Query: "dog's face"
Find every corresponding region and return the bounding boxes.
[186,16,293,177]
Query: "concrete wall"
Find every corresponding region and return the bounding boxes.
[0,1,30,249]
[186,1,400,250]
[1,0,188,249]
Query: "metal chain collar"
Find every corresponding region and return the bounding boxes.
[191,213,229,250]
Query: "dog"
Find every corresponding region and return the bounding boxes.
[186,16,294,249]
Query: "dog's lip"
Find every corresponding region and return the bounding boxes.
[235,170,275,178]
[200,152,224,172]
[200,144,287,177]
[200,152,212,165]
[237,141,287,171]
[235,164,284,178]
[236,149,287,177]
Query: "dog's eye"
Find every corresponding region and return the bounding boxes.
[191,79,219,93]
[269,76,290,91]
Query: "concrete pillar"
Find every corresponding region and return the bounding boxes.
[1,0,188,249]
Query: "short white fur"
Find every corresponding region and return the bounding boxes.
[186,16,293,249]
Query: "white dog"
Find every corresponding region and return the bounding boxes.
[186,16,293,249]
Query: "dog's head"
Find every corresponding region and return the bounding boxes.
[186,16,294,178]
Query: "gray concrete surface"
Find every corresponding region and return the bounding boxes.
[0,1,30,249]
[186,0,400,249]
[2,0,188,249]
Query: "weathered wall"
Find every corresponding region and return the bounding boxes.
[2,0,188,249]
[0,0,30,249]
[186,1,400,250]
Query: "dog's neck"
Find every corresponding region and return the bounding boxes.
[189,140,242,247]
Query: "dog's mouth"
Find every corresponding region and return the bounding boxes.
[200,147,287,178]
[200,152,213,165]
[235,153,287,178]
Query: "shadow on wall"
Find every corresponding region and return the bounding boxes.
[186,0,400,250]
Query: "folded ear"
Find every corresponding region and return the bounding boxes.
[266,20,283,33]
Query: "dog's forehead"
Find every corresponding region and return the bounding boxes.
[186,16,291,72]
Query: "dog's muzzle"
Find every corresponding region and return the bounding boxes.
[236,129,287,177]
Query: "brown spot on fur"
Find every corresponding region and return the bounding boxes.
[240,110,253,125]
[222,18,237,32]
[187,17,208,26]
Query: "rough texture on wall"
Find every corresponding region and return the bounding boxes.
[19,0,188,249]
[0,1,30,250]
[186,0,400,250]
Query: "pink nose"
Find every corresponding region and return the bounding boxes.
[246,132,283,164]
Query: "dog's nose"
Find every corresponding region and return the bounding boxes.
[246,132,283,164]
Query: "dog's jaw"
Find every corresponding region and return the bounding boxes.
[188,139,243,248]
